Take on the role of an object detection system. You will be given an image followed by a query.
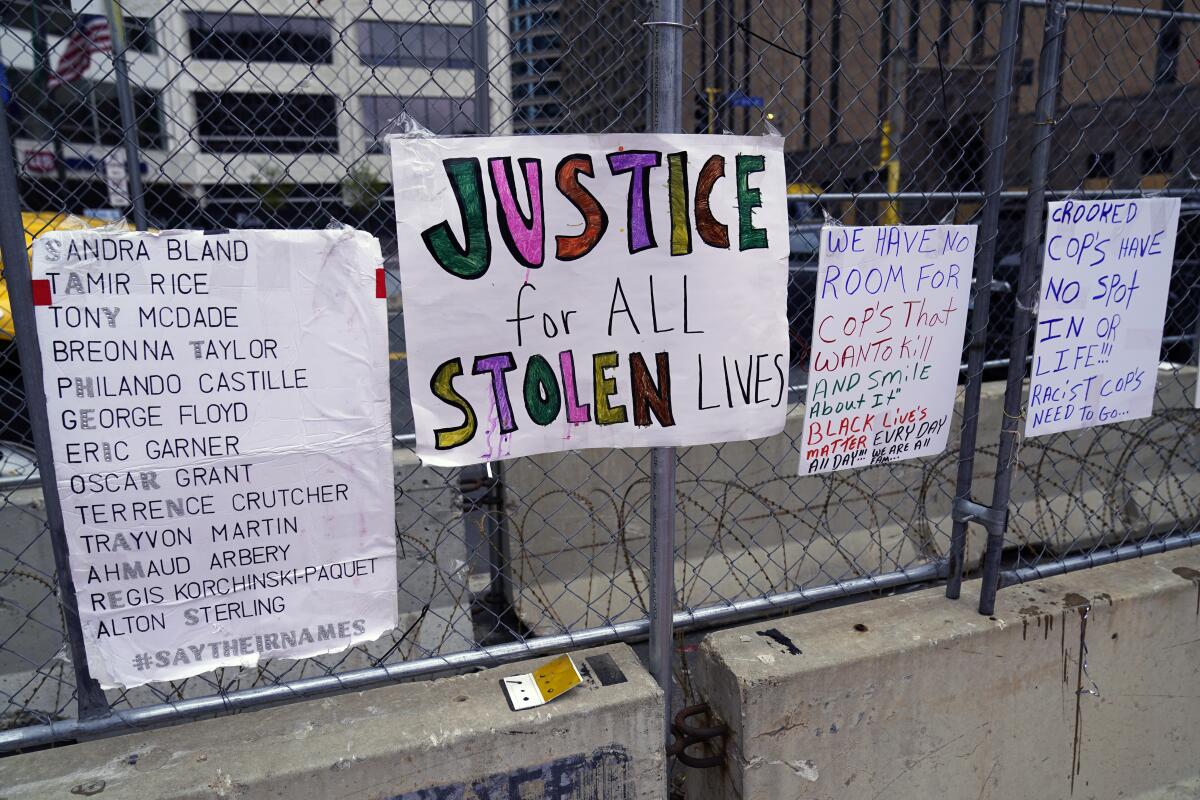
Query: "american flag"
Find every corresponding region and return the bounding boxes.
[47,15,111,89]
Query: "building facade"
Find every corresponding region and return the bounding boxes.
[679,0,1200,199]
[4,1,1195,217]
[508,0,649,134]
[509,0,565,131]
[1,0,511,234]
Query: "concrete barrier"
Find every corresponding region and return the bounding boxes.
[0,447,472,726]
[502,369,1200,635]
[684,549,1200,799]
[0,643,664,800]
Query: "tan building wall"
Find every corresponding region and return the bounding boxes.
[681,0,1200,191]
[518,0,1198,193]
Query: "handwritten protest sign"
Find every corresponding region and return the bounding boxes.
[1026,198,1180,437]
[391,134,789,466]
[798,225,977,476]
[31,229,397,688]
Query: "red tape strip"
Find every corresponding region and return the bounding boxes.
[31,279,51,307]
[376,268,386,299]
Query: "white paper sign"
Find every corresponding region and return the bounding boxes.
[1026,198,1180,437]
[391,134,789,466]
[798,225,977,476]
[31,229,396,688]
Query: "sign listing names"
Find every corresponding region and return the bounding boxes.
[32,228,397,688]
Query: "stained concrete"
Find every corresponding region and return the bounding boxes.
[684,549,1200,800]
[0,643,664,799]
[1133,777,1200,800]
[0,447,472,725]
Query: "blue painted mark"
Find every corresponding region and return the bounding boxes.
[388,745,633,800]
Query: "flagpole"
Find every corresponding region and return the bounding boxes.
[102,0,146,229]
[30,0,67,183]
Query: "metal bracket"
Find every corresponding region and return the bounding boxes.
[667,703,727,769]
[642,20,694,31]
[501,675,543,711]
[460,474,501,511]
[953,498,1008,530]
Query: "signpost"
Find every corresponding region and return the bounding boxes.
[104,150,129,208]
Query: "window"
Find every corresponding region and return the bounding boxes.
[512,11,558,32]
[1086,152,1114,180]
[0,11,154,52]
[195,92,339,154]
[512,58,559,77]
[88,82,165,148]
[518,102,562,123]
[124,16,158,54]
[1016,58,1034,87]
[1141,146,1174,175]
[969,0,985,61]
[360,95,476,150]
[946,116,985,191]
[6,68,165,148]
[357,22,473,69]
[514,34,559,55]
[1154,0,1183,86]
[187,12,333,64]
[514,80,560,100]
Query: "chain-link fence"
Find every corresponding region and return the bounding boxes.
[0,0,1197,753]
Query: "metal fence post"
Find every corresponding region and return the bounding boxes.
[104,0,148,230]
[647,0,683,750]
[485,462,513,612]
[29,2,68,184]
[945,0,1022,598]
[977,0,1068,615]
[471,0,493,135]
[0,102,111,720]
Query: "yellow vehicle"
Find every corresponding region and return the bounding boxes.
[0,273,10,341]
[787,182,824,196]
[785,182,826,224]
[0,212,125,341]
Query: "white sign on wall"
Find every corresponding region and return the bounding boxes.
[1026,198,1180,437]
[798,224,977,476]
[391,134,790,467]
[31,229,397,688]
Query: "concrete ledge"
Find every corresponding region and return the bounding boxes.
[685,549,1200,800]
[0,643,665,799]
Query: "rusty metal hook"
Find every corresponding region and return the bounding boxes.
[667,703,727,769]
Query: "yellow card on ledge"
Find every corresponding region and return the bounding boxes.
[501,655,583,710]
